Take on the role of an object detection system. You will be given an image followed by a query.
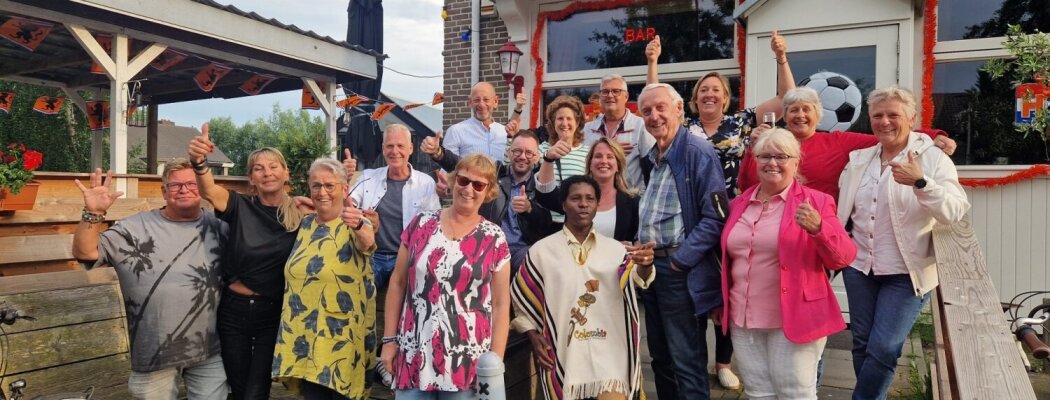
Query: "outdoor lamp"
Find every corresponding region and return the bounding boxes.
[497,41,525,95]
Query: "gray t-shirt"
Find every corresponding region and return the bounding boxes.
[376,178,407,254]
[93,208,227,372]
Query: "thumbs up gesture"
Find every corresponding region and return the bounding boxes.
[342,195,366,230]
[771,30,788,60]
[342,148,357,178]
[188,122,215,163]
[645,35,661,63]
[890,151,924,187]
[511,185,531,214]
[422,130,443,158]
[794,198,822,234]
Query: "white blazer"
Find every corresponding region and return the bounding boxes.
[349,165,441,229]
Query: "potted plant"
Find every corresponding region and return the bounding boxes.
[982,24,1050,160]
[0,143,44,210]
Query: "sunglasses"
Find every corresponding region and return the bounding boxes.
[455,175,489,191]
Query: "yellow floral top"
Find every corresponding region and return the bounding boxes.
[272,215,377,399]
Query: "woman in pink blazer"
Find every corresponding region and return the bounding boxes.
[716,128,857,399]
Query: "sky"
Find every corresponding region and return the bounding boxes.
[158,0,444,127]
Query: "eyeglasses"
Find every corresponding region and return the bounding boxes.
[599,89,626,97]
[755,154,798,164]
[456,176,489,192]
[509,149,537,158]
[165,182,198,192]
[309,183,340,193]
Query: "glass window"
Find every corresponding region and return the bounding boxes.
[932,61,1049,165]
[789,46,877,133]
[937,0,1049,41]
[546,0,735,73]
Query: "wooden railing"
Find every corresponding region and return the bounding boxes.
[931,215,1037,399]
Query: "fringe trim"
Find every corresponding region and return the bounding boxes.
[565,378,629,400]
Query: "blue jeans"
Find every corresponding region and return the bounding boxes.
[843,268,929,400]
[395,389,473,400]
[639,256,710,400]
[127,354,228,400]
[372,252,397,290]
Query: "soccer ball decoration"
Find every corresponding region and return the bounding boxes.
[798,71,863,132]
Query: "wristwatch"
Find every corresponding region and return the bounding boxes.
[914,177,928,189]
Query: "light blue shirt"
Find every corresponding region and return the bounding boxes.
[443,116,508,161]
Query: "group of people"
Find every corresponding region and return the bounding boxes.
[68,31,970,400]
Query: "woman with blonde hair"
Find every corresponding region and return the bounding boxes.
[189,125,304,399]
[381,154,512,399]
[537,95,590,224]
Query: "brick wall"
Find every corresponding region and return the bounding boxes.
[443,0,512,129]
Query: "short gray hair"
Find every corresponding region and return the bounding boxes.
[383,123,411,142]
[753,128,801,158]
[162,158,193,185]
[639,83,685,125]
[308,158,347,183]
[600,74,627,90]
[867,85,917,119]
[782,87,823,122]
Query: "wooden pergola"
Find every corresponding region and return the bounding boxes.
[0,0,381,193]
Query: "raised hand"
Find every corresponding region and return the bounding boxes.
[343,148,357,178]
[750,123,773,145]
[514,92,526,110]
[511,185,531,214]
[889,151,924,187]
[434,169,450,199]
[421,131,442,156]
[794,198,822,235]
[505,118,520,138]
[645,35,662,64]
[188,122,215,163]
[771,30,788,60]
[342,195,365,229]
[74,168,124,213]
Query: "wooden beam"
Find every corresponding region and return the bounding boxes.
[60,87,89,115]
[126,42,167,76]
[0,52,89,77]
[65,23,116,79]
[66,57,210,88]
[0,234,74,265]
[0,268,117,297]
[146,102,158,174]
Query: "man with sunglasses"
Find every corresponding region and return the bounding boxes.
[72,159,230,399]
[422,129,554,272]
[349,124,441,290]
[583,74,656,192]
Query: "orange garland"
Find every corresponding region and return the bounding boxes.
[921,0,937,129]
[959,164,1050,188]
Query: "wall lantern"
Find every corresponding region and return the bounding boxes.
[496,41,525,95]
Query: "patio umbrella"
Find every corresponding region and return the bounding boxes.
[341,0,384,168]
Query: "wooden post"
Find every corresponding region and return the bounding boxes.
[146,102,159,174]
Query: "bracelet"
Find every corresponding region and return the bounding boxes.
[542,154,557,163]
[381,335,398,344]
[353,219,364,230]
[190,158,210,175]
[513,109,523,114]
[776,57,788,65]
[81,208,106,224]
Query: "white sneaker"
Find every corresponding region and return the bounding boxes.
[717,367,741,390]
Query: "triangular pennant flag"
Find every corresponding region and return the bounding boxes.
[0,91,14,114]
[0,18,53,51]
[239,74,277,96]
[371,102,396,120]
[194,63,233,92]
[301,83,326,110]
[403,103,424,111]
[337,95,367,109]
[432,92,444,105]
[149,49,187,71]
[91,33,111,74]
[33,96,63,115]
[86,100,110,130]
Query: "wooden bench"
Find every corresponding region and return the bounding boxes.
[0,268,130,398]
[930,214,1037,399]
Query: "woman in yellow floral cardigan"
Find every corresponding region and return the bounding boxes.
[272,158,377,399]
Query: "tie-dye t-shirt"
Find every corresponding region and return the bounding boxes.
[392,211,510,391]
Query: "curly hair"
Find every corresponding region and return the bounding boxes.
[544,95,585,146]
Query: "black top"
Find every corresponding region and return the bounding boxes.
[216,190,297,300]
[535,188,639,242]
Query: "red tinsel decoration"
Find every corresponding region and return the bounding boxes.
[921,0,938,129]
[529,0,664,128]
[959,164,1050,188]
[735,0,746,110]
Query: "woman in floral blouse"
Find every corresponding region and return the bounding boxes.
[381,154,512,399]
[643,32,797,391]
[272,159,377,400]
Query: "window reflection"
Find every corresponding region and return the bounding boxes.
[789,46,877,133]
[938,0,1049,41]
[546,0,735,73]
[932,61,1048,165]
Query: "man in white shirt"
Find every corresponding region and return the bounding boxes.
[350,124,441,288]
[583,74,656,192]
[443,81,510,161]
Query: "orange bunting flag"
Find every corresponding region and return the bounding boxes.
[91,33,112,74]
[32,96,63,115]
[239,74,277,96]
[403,103,424,111]
[432,92,444,105]
[0,18,53,51]
[301,83,327,109]
[86,100,110,130]
[371,102,396,120]
[337,95,367,109]
[150,49,187,71]
[194,63,233,92]
[0,91,14,114]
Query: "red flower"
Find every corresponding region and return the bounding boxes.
[6,143,15,149]
[18,144,25,152]
[3,155,13,164]
[22,150,43,171]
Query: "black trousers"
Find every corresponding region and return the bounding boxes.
[218,290,281,400]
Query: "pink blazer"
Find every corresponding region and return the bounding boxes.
[719,182,857,343]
